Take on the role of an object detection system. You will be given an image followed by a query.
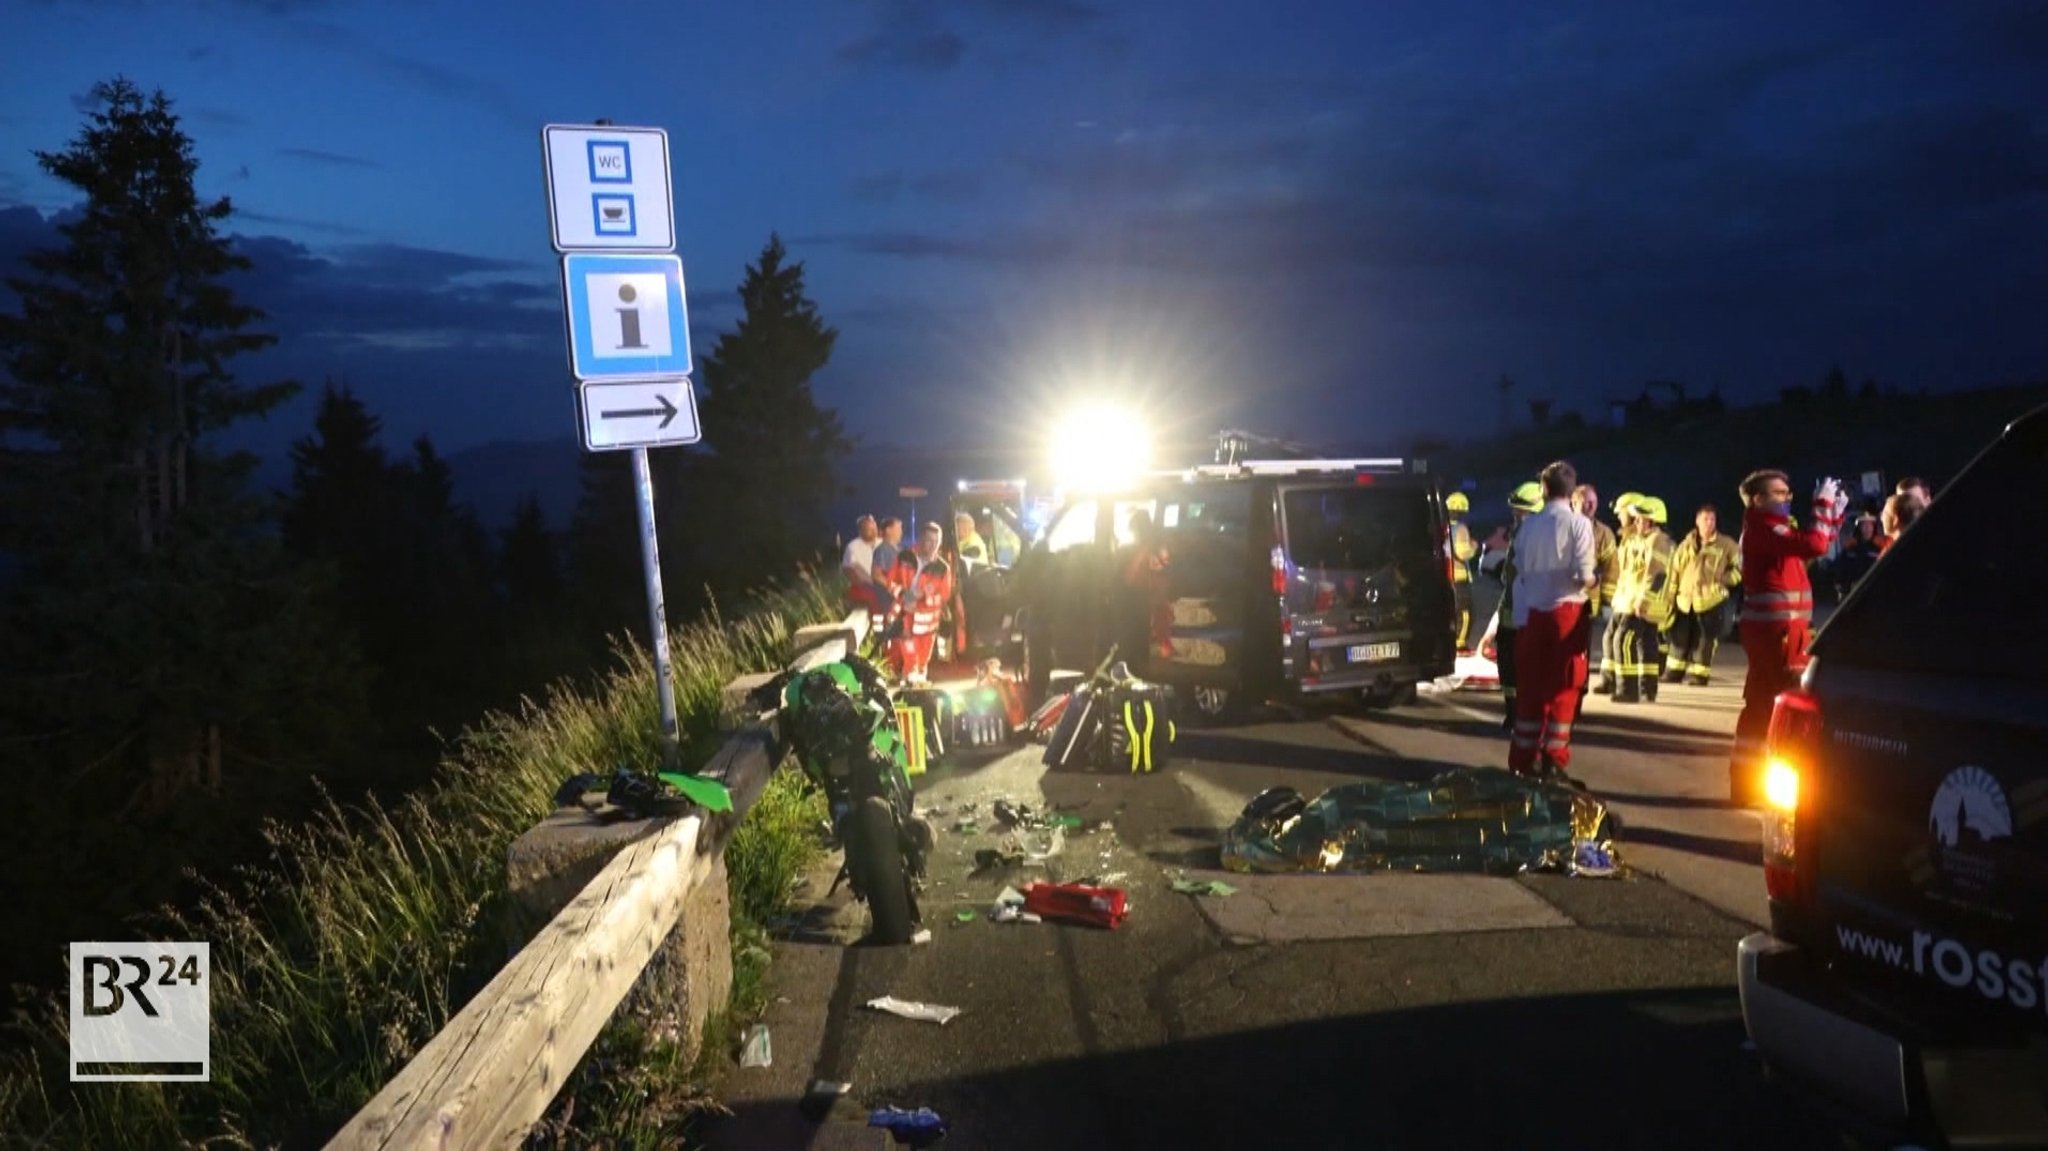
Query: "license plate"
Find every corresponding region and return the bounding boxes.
[1349,642,1400,663]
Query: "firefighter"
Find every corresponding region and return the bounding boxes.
[1446,491,1479,652]
[1665,503,1742,685]
[1611,496,1676,704]
[1484,480,1545,732]
[1730,470,1847,806]
[889,521,955,685]
[1595,493,1642,694]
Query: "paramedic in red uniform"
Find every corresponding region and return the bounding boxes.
[891,521,954,684]
[1508,461,1597,781]
[1728,469,1846,806]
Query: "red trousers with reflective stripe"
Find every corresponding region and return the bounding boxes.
[1731,618,1812,783]
[1511,601,1590,773]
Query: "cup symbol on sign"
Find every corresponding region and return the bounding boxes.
[603,205,626,222]
[616,284,645,350]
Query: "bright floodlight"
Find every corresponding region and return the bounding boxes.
[1050,405,1151,492]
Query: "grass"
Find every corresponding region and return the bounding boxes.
[0,573,845,1151]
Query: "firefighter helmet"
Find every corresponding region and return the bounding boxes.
[1446,491,1470,513]
[1508,481,1542,512]
[1636,496,1669,525]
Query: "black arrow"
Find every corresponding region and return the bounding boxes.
[599,392,678,429]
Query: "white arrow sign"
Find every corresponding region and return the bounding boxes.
[578,378,701,452]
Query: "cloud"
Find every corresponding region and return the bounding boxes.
[847,171,904,203]
[234,208,372,237]
[837,29,966,72]
[189,105,251,129]
[909,169,983,203]
[276,146,383,170]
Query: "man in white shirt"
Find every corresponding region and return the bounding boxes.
[842,515,882,614]
[1508,461,1598,780]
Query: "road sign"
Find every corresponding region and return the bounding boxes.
[577,378,701,452]
[561,252,692,381]
[542,124,674,251]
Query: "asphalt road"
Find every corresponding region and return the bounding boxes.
[708,635,1849,1151]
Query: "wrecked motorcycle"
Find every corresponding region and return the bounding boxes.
[754,655,935,944]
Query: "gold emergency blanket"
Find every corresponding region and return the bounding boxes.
[1221,767,1616,876]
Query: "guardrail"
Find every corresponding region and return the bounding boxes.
[324,610,871,1151]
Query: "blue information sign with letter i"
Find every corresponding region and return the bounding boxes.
[560,253,692,381]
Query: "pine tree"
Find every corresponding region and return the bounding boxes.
[567,449,644,647]
[688,234,849,600]
[0,78,367,812]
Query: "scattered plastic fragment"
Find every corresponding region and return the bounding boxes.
[1022,881,1128,928]
[954,909,977,923]
[801,1079,852,1121]
[994,886,1027,908]
[1170,875,1238,897]
[992,905,1043,924]
[870,1105,949,1146]
[952,820,980,835]
[912,928,932,945]
[739,1024,772,1068]
[974,846,1026,871]
[1045,814,1084,830]
[865,996,962,1025]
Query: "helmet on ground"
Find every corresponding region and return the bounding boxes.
[1508,482,1542,512]
[1446,491,1470,513]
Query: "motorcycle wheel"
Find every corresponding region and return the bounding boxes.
[847,796,915,945]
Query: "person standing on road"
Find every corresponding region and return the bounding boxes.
[1730,469,1847,806]
[1666,504,1742,686]
[1446,492,1479,653]
[1509,461,1598,781]
[1573,484,1619,685]
[890,521,955,685]
[1595,493,1641,694]
[843,515,884,616]
[1483,480,1544,733]
[1611,496,1677,704]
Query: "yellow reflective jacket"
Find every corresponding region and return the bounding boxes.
[1672,530,1741,614]
[1591,520,1619,612]
[1613,528,1677,626]
[1448,520,1477,583]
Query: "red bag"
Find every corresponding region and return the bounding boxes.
[1022,882,1128,929]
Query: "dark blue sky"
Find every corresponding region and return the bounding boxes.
[4,0,2046,459]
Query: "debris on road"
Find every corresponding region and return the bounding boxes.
[1170,874,1238,897]
[800,1078,853,1121]
[870,1105,949,1146]
[1220,766,1619,877]
[1571,840,1621,878]
[738,1024,772,1068]
[911,928,933,945]
[865,996,963,1025]
[1022,881,1128,928]
[995,885,1027,907]
[992,905,1043,924]
[954,909,977,924]
[972,845,1026,872]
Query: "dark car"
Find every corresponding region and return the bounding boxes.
[1012,458,1459,721]
[1738,404,2048,1146]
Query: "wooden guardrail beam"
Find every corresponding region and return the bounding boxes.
[323,609,869,1151]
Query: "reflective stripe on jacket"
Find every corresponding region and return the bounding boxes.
[1614,529,1677,626]
[1592,521,1619,611]
[1673,531,1741,614]
[1738,504,1835,625]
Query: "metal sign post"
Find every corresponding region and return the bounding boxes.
[631,446,679,763]
[544,120,695,769]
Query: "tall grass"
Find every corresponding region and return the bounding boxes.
[0,575,844,1151]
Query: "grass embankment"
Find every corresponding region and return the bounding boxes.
[0,578,839,1150]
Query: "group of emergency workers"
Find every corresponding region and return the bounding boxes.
[1453,465,1930,803]
[840,511,995,684]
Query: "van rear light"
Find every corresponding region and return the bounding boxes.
[1270,544,1287,595]
[1760,688,1822,906]
[1354,473,1376,486]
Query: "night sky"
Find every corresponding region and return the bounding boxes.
[3,0,2046,461]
